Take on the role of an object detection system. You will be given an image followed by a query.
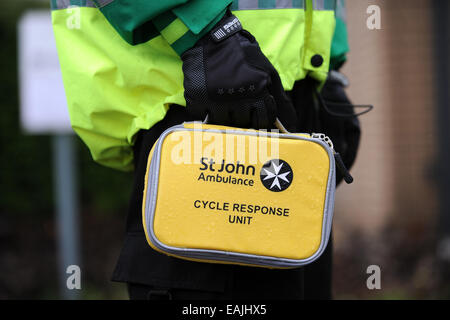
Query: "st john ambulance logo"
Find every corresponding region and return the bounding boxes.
[260,159,293,192]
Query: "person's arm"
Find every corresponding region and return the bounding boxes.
[93,0,232,54]
[95,1,297,131]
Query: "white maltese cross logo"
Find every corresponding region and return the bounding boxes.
[260,159,293,192]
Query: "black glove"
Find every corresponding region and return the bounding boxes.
[319,72,361,182]
[289,73,362,185]
[181,13,297,131]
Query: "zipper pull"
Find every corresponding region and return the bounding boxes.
[311,133,354,184]
[334,152,353,184]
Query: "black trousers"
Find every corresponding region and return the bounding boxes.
[126,236,333,300]
[112,78,359,300]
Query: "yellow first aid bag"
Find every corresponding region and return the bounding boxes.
[142,122,342,268]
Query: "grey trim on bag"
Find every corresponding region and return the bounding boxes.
[143,123,336,268]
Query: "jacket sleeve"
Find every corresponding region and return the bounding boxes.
[330,0,349,70]
[93,0,232,54]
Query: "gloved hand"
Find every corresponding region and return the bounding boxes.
[181,13,297,131]
[318,72,362,185]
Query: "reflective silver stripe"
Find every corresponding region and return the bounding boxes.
[313,0,324,10]
[336,0,346,21]
[52,0,96,10]
[238,0,259,10]
[276,0,293,8]
[313,0,336,11]
[55,0,71,9]
[234,0,305,9]
[95,0,114,8]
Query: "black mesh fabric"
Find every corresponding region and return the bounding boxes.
[181,14,297,131]
[182,46,209,119]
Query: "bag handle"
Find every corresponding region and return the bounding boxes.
[203,114,290,134]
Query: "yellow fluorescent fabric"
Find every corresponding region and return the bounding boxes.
[52,7,335,171]
[304,10,336,82]
[160,18,189,45]
[234,9,307,91]
[52,8,185,171]
[142,124,334,267]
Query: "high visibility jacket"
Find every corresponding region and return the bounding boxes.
[51,0,349,171]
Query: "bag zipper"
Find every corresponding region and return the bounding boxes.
[311,133,354,184]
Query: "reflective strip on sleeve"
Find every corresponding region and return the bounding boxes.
[276,0,294,8]
[335,0,346,21]
[94,0,114,8]
[237,0,258,9]
[51,0,96,10]
[231,0,305,9]
[312,0,336,11]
